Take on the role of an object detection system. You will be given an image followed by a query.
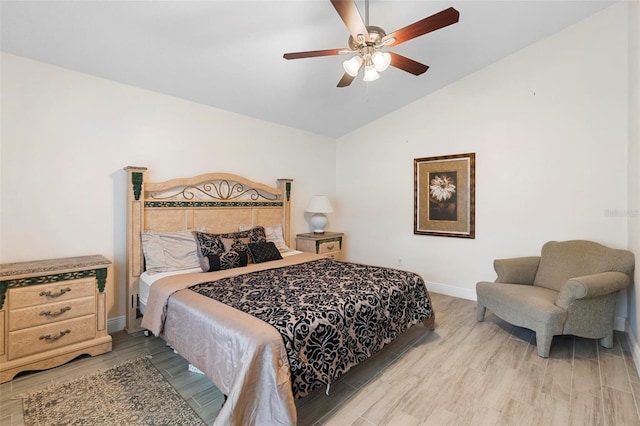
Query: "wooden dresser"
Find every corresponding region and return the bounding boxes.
[0,255,113,383]
[295,232,344,260]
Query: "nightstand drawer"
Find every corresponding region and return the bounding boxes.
[318,239,341,254]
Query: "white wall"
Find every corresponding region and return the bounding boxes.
[0,53,336,324]
[336,3,631,309]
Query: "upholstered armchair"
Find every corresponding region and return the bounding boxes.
[476,240,634,357]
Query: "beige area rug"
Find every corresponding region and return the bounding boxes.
[21,357,206,426]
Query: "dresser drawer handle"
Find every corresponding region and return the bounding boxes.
[326,245,335,250]
[40,306,72,317]
[39,329,71,342]
[40,288,72,298]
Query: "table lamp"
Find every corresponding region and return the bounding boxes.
[306,195,333,234]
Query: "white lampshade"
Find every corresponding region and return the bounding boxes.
[372,51,391,72]
[306,195,333,213]
[306,196,333,234]
[363,63,380,82]
[343,56,363,77]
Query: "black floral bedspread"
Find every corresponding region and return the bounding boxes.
[189,258,433,398]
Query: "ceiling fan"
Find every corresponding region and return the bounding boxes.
[283,0,460,88]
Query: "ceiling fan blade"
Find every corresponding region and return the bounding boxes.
[389,52,429,76]
[337,73,356,87]
[330,0,370,42]
[283,48,350,60]
[385,7,459,46]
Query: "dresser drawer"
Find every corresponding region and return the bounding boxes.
[8,315,96,360]
[9,296,95,331]
[9,278,95,310]
[318,239,341,254]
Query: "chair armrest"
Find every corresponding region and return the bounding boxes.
[555,271,631,309]
[494,256,540,284]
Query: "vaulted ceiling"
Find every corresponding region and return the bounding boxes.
[1,1,616,138]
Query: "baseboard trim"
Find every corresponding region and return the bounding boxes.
[425,281,477,301]
[615,316,627,332]
[627,324,640,378]
[107,315,126,334]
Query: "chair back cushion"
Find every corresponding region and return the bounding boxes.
[533,240,635,292]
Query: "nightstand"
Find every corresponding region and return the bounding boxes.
[296,232,344,260]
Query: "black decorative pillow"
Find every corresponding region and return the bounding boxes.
[219,226,267,244]
[193,231,225,256]
[200,251,249,272]
[248,241,283,264]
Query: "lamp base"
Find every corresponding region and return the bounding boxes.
[309,213,328,234]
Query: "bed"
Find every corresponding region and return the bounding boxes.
[123,167,434,425]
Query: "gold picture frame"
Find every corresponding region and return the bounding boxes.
[414,153,475,238]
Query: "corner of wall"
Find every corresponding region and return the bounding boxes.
[626,322,640,379]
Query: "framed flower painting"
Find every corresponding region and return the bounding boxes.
[414,153,475,238]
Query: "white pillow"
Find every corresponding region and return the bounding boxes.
[238,224,293,253]
[141,230,201,274]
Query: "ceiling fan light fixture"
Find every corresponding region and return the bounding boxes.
[343,55,363,77]
[372,51,391,72]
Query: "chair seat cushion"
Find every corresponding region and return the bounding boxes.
[476,282,566,330]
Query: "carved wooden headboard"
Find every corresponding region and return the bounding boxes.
[123,166,292,332]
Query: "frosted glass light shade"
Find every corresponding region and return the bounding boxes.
[363,64,380,82]
[343,56,363,77]
[372,51,391,72]
[306,196,333,234]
